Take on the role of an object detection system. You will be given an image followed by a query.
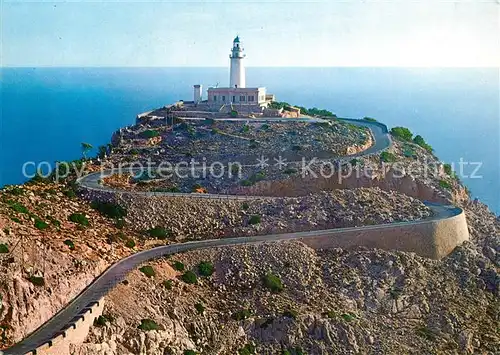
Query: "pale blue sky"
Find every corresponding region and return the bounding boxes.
[2,0,499,67]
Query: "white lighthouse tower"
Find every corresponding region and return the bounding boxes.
[207,36,268,108]
[229,36,246,88]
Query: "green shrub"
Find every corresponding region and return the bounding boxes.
[232,308,252,321]
[8,201,29,214]
[248,215,261,225]
[94,315,107,327]
[194,302,205,314]
[6,186,25,196]
[323,310,337,319]
[0,244,9,254]
[172,261,185,271]
[163,280,173,290]
[380,151,397,163]
[263,272,283,293]
[139,265,156,278]
[68,213,89,226]
[413,135,433,152]
[47,215,61,228]
[198,261,214,277]
[231,110,238,118]
[282,347,305,355]
[416,326,437,341]
[350,158,359,166]
[115,218,125,229]
[184,350,198,355]
[251,172,265,184]
[29,275,45,287]
[93,314,113,327]
[90,201,127,219]
[137,319,159,331]
[63,189,77,199]
[390,126,413,141]
[64,239,75,250]
[340,313,357,322]
[181,271,198,284]
[146,226,171,239]
[291,145,302,151]
[282,309,298,319]
[125,239,136,248]
[238,343,256,355]
[403,147,416,158]
[240,179,253,187]
[439,179,452,189]
[363,117,377,122]
[443,163,453,176]
[142,130,160,139]
[283,168,298,175]
[241,202,249,210]
[34,219,49,230]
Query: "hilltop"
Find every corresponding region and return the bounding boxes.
[0,110,498,354]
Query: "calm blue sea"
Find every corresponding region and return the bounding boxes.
[1,67,499,213]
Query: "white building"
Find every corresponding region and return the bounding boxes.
[198,36,268,107]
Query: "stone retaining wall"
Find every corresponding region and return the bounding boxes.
[299,207,469,259]
[26,298,104,355]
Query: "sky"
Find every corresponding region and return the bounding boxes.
[1,0,499,67]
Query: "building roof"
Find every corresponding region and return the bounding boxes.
[233,36,240,43]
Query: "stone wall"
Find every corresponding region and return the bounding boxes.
[25,298,105,355]
[298,207,469,259]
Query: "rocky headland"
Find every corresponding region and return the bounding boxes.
[0,113,498,354]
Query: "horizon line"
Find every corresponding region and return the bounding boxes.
[2,65,499,69]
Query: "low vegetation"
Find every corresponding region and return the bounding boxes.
[282,309,299,320]
[0,244,9,253]
[248,215,261,225]
[181,271,198,284]
[137,318,159,331]
[34,219,49,230]
[194,302,205,314]
[439,179,452,189]
[146,226,171,239]
[172,261,185,271]
[380,151,397,163]
[198,261,214,277]
[390,126,413,141]
[139,265,156,278]
[443,163,453,176]
[238,343,256,355]
[94,314,113,327]
[162,280,173,290]
[232,308,252,321]
[390,127,433,152]
[28,275,45,287]
[141,129,160,139]
[68,213,89,226]
[125,239,136,248]
[63,239,75,250]
[90,201,127,219]
[262,272,283,293]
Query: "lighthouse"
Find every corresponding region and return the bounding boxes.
[229,36,246,88]
[206,36,269,109]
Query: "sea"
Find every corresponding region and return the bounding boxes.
[1,67,499,214]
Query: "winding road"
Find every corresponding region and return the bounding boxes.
[3,118,461,355]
